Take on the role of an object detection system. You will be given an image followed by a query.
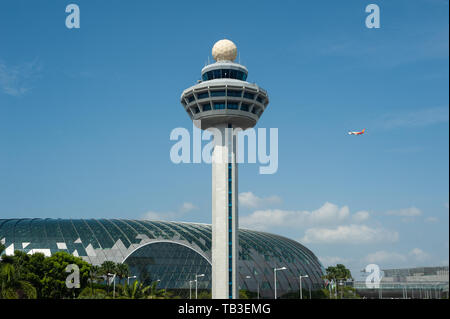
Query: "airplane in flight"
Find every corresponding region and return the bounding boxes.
[348,128,365,135]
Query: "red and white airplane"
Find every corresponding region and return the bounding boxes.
[348,128,365,135]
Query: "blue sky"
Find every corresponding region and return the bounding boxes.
[0,0,448,279]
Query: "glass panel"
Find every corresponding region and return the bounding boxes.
[197,92,209,99]
[227,90,242,97]
[243,92,255,100]
[240,103,250,112]
[211,91,225,97]
[222,69,230,78]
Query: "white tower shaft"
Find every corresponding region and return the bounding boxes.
[211,124,238,299]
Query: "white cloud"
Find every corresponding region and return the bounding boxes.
[240,202,352,230]
[386,207,422,217]
[352,211,370,223]
[240,202,371,231]
[239,192,281,209]
[409,248,429,262]
[364,250,407,264]
[301,224,399,244]
[0,59,42,96]
[141,211,175,221]
[142,202,197,221]
[180,202,197,213]
[363,248,430,266]
[425,216,439,223]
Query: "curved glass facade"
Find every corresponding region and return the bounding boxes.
[125,242,212,292]
[0,219,324,298]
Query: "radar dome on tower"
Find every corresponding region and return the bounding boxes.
[212,39,237,62]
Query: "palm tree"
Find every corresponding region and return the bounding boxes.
[323,264,352,298]
[123,280,151,299]
[99,261,117,294]
[0,244,37,299]
[88,265,102,296]
[115,263,129,286]
[149,280,165,299]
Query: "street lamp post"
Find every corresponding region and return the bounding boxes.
[195,274,205,299]
[274,267,287,300]
[257,280,260,299]
[189,280,195,299]
[299,275,309,299]
[108,273,116,299]
[157,279,162,298]
[245,275,251,297]
[127,275,137,286]
[250,275,261,299]
[245,275,259,299]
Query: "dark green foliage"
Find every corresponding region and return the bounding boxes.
[323,264,353,281]
[0,246,91,299]
[322,264,359,299]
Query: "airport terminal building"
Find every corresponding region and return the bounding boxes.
[354,266,449,299]
[0,218,325,298]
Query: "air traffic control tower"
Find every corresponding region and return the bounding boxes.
[180,39,269,299]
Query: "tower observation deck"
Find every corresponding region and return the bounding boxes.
[180,39,269,299]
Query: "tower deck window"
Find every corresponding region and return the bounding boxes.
[227,90,242,97]
[243,92,255,100]
[211,91,226,97]
[240,103,250,112]
[213,69,221,78]
[202,103,211,111]
[197,92,209,99]
[213,103,226,110]
[202,69,247,81]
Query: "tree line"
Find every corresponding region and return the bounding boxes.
[0,244,164,299]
